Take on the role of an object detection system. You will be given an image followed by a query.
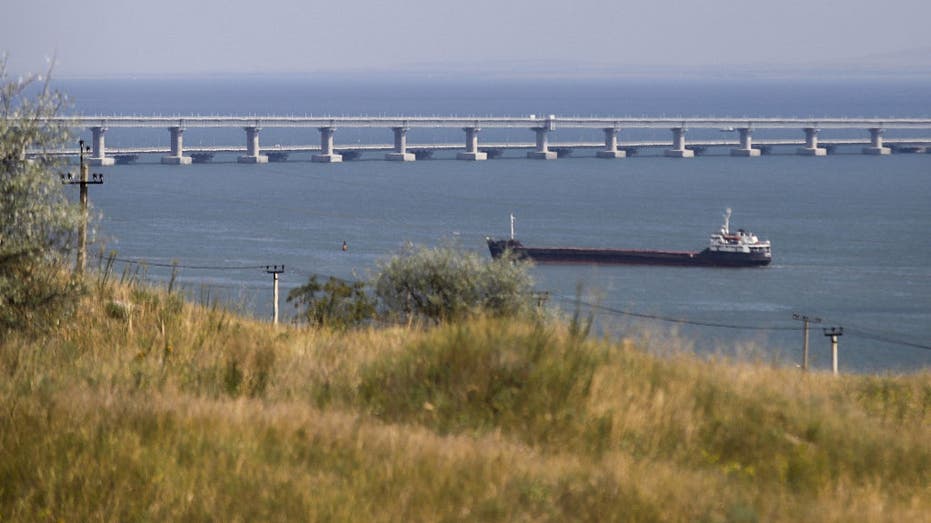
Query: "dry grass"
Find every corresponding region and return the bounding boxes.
[1,275,928,521]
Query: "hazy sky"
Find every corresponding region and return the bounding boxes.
[3,0,931,77]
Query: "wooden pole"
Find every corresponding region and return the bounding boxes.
[803,320,809,370]
[273,272,279,325]
[77,148,88,275]
[62,140,103,276]
[793,313,821,371]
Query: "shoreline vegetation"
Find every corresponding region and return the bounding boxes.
[1,268,928,521]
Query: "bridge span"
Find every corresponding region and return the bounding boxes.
[38,115,931,165]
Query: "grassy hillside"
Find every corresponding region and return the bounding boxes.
[1,275,928,521]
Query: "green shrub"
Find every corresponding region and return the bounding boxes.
[372,244,535,323]
[287,275,376,329]
[0,252,83,331]
[0,60,84,333]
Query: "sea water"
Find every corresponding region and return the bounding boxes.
[56,76,931,372]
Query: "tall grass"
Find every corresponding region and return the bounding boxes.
[1,275,928,521]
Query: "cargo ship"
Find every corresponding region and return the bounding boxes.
[486,210,772,267]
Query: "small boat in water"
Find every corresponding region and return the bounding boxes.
[486,209,772,267]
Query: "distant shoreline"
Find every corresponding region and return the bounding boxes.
[47,66,931,83]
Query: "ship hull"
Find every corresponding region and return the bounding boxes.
[487,239,771,267]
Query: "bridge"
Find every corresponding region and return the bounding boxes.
[36,115,931,165]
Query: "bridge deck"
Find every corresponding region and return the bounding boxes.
[50,115,931,130]
[35,138,931,157]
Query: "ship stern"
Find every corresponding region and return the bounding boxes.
[486,237,524,259]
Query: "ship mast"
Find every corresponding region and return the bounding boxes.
[722,208,732,235]
[509,213,516,240]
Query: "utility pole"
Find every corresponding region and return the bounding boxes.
[792,313,822,371]
[823,327,844,376]
[265,265,284,325]
[61,140,104,275]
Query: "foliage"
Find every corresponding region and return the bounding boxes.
[0,250,82,330]
[372,244,536,323]
[0,57,84,333]
[286,274,375,329]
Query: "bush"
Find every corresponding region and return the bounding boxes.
[372,244,536,323]
[286,275,375,329]
[0,250,82,331]
[0,58,84,333]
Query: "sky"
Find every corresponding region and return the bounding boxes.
[3,0,931,78]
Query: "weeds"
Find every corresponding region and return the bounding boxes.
[0,273,927,521]
[356,319,605,443]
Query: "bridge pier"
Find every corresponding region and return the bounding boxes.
[528,126,557,160]
[863,127,891,155]
[457,127,487,160]
[87,126,115,166]
[731,127,761,157]
[386,127,415,161]
[797,127,827,156]
[161,126,192,165]
[238,126,268,163]
[664,127,694,158]
[312,126,343,163]
[597,127,626,158]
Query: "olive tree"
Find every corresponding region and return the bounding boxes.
[372,244,536,323]
[0,57,84,332]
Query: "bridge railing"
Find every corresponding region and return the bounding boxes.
[44,115,931,130]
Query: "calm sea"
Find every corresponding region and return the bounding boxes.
[55,76,931,372]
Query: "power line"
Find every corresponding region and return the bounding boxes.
[811,313,931,352]
[842,327,931,351]
[174,282,268,292]
[110,256,270,271]
[287,268,358,285]
[557,296,799,331]
[564,296,931,352]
